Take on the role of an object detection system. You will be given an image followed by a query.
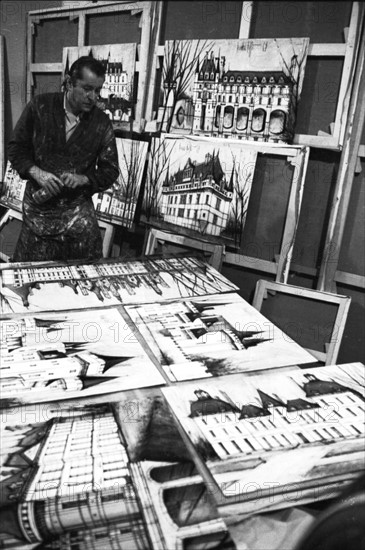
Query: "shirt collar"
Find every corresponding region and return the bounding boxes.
[64,92,81,123]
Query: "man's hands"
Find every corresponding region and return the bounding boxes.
[28,166,90,195]
[28,166,64,197]
[61,172,90,189]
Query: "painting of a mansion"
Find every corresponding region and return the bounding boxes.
[93,185,137,228]
[2,408,150,549]
[64,46,134,124]
[161,152,233,236]
[163,49,296,142]
[99,57,132,122]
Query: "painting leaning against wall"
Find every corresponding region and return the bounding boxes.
[142,134,257,246]
[63,43,137,131]
[0,161,27,212]
[93,138,148,228]
[157,38,309,144]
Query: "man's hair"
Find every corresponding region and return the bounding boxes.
[66,56,106,85]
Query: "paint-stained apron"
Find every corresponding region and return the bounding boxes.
[13,183,102,262]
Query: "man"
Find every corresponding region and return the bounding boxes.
[7,56,119,262]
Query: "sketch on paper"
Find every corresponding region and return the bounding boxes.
[162,363,365,513]
[125,293,316,381]
[0,308,165,405]
[157,38,309,143]
[142,135,257,244]
[0,161,27,212]
[63,43,137,130]
[0,404,150,549]
[93,138,148,227]
[0,256,238,313]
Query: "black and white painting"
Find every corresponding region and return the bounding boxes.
[143,134,257,244]
[162,363,365,513]
[125,292,316,381]
[157,38,309,143]
[0,256,238,313]
[0,307,165,405]
[92,138,148,228]
[63,43,137,130]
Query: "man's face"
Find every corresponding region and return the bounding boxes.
[67,67,105,114]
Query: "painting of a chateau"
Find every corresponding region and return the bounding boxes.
[158,38,309,143]
[63,44,136,129]
[143,135,257,244]
[93,138,148,227]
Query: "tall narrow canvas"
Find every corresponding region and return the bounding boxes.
[142,134,257,244]
[0,161,27,212]
[93,138,148,227]
[63,44,137,130]
[157,38,309,143]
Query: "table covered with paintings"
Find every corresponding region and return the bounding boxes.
[0,254,363,550]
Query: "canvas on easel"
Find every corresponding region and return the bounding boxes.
[142,134,257,247]
[93,137,149,228]
[63,43,137,131]
[157,38,309,144]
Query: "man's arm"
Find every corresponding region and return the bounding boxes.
[7,100,37,179]
[83,121,120,195]
[7,98,63,196]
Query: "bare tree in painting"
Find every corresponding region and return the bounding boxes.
[113,140,144,226]
[274,39,309,142]
[143,138,175,221]
[227,155,253,247]
[160,39,214,133]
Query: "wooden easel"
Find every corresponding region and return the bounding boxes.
[143,225,226,271]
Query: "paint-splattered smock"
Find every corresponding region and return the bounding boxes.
[7,92,119,262]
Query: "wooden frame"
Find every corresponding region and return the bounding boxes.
[149,2,363,150]
[223,143,310,284]
[26,1,162,132]
[292,2,365,150]
[0,34,4,181]
[143,226,225,271]
[252,279,352,365]
[0,208,23,262]
[317,20,365,293]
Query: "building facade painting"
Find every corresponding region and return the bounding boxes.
[161,151,233,236]
[143,135,257,243]
[158,38,309,143]
[0,407,150,549]
[162,363,365,514]
[93,138,148,228]
[63,44,137,130]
